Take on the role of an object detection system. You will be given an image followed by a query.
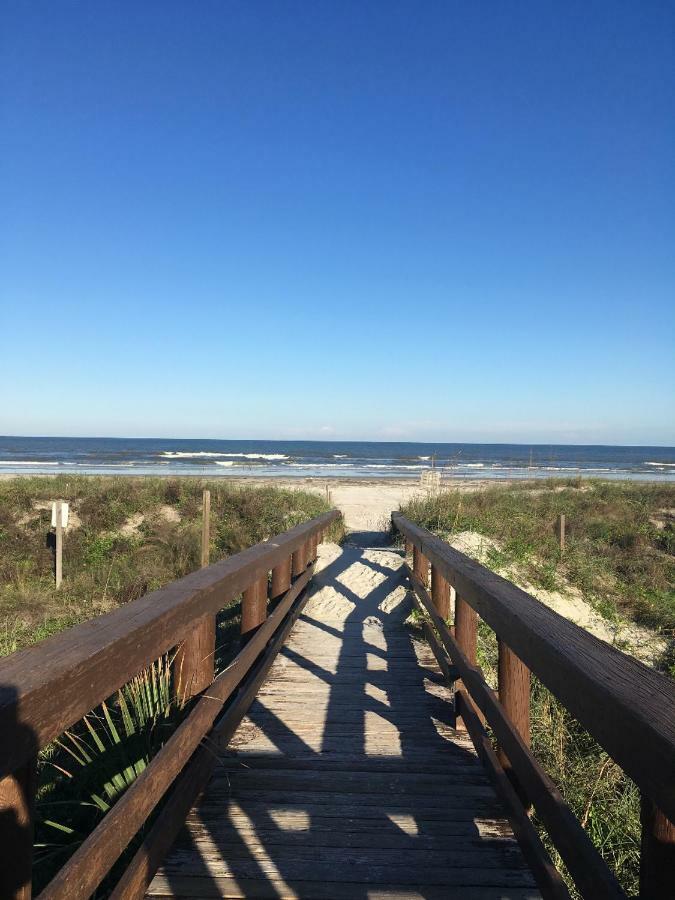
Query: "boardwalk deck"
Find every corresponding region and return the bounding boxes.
[146,535,540,899]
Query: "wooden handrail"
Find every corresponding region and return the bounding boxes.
[38,565,315,900]
[392,513,675,819]
[0,509,339,900]
[407,567,621,899]
[0,509,339,776]
[393,512,675,899]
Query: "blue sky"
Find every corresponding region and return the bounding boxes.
[1,1,673,444]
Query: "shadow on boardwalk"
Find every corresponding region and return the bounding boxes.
[148,532,539,899]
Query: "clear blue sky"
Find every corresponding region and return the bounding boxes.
[2,2,673,444]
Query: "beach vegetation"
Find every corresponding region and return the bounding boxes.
[0,475,342,656]
[0,475,342,893]
[399,479,675,896]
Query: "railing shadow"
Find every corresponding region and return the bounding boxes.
[0,687,37,898]
[156,535,524,899]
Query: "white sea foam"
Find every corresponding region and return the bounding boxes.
[161,451,288,460]
[364,464,427,470]
[418,456,431,460]
[646,461,675,467]
[333,454,348,458]
[0,460,58,466]
[161,451,233,458]
[282,463,354,468]
[215,461,236,467]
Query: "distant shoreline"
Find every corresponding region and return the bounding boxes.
[1,436,673,481]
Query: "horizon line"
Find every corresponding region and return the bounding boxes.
[1,434,674,449]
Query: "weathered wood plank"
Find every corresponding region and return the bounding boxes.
[147,874,543,899]
[146,540,541,900]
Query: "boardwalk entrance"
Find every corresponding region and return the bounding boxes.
[147,534,539,898]
[2,509,673,899]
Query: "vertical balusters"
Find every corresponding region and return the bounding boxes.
[413,545,429,587]
[454,594,478,729]
[498,639,531,801]
[270,556,292,600]
[241,574,269,642]
[431,565,450,620]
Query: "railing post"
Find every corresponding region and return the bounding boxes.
[455,594,477,729]
[431,565,450,620]
[413,545,429,587]
[292,540,308,578]
[270,556,292,600]
[174,515,216,702]
[640,797,675,899]
[498,639,531,801]
[241,574,268,642]
[174,615,216,702]
[0,757,37,900]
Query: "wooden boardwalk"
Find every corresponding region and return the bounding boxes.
[147,536,540,899]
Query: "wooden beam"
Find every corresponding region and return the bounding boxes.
[241,575,268,640]
[498,639,531,802]
[292,540,308,577]
[431,565,450,619]
[270,557,292,600]
[412,545,428,587]
[173,615,215,702]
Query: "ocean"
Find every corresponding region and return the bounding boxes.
[0,437,673,481]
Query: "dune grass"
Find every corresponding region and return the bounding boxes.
[399,479,675,897]
[0,475,343,894]
[0,475,342,656]
[401,479,675,651]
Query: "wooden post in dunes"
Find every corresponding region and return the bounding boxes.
[54,500,63,589]
[201,490,211,569]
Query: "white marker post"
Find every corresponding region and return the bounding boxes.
[51,500,69,588]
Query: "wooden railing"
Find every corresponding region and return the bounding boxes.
[392,512,675,900]
[0,509,340,900]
